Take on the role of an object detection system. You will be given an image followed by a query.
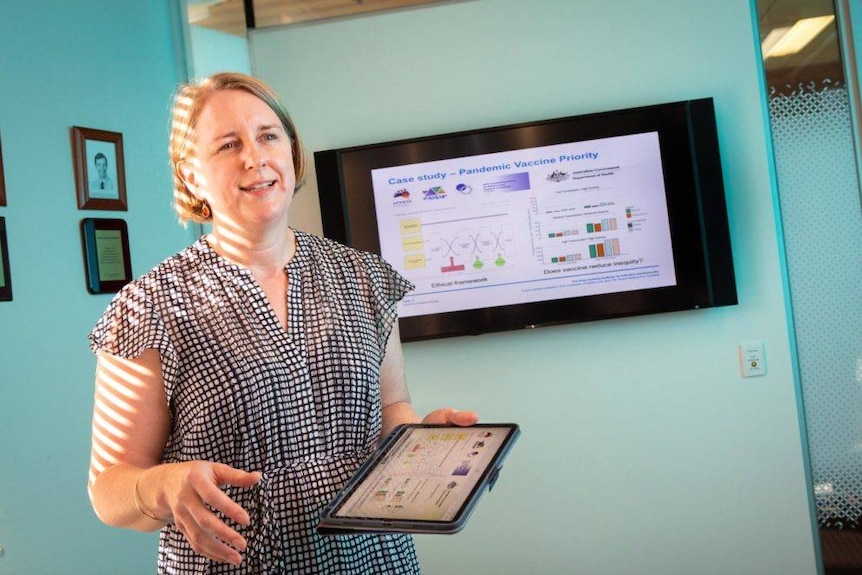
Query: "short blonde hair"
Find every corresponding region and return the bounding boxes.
[169,72,307,224]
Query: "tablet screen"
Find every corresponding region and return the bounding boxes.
[332,425,516,522]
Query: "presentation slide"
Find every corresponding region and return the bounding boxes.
[371,131,677,318]
[336,426,511,521]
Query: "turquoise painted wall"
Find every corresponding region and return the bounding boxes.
[250,1,819,574]
[189,25,251,80]
[0,1,190,573]
[0,0,826,573]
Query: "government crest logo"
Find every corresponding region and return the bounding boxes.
[546,170,569,183]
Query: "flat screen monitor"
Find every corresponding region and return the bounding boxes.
[314,98,736,341]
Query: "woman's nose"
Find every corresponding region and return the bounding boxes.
[243,143,267,169]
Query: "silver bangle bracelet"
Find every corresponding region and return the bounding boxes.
[133,475,164,522]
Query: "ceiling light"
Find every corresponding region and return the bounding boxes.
[761,27,791,57]
[763,15,835,59]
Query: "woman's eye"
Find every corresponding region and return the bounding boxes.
[218,141,238,152]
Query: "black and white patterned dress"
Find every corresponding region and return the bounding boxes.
[89,230,421,574]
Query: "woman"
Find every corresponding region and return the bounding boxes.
[87,72,477,573]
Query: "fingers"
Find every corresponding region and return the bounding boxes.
[173,503,246,566]
[422,407,480,426]
[213,464,262,489]
[449,409,479,426]
[165,462,262,566]
[198,465,261,527]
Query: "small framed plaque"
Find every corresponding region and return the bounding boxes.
[0,217,12,301]
[80,218,133,294]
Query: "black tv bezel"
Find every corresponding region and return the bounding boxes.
[315,98,736,342]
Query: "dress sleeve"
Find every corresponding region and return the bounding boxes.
[88,279,175,363]
[362,251,415,346]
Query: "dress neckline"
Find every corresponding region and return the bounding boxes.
[194,228,307,273]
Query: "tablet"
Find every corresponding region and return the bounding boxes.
[318,423,519,535]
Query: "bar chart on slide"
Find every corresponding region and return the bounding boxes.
[529,193,630,266]
[585,218,617,233]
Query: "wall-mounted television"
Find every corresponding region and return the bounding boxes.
[314,98,736,342]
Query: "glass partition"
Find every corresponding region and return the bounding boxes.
[757,1,862,572]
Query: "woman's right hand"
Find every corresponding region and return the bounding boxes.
[89,351,261,565]
[140,461,261,566]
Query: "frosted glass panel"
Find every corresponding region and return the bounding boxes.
[769,83,862,528]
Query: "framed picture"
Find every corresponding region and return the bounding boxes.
[0,217,12,301]
[80,218,133,294]
[81,218,132,294]
[71,126,127,211]
[0,131,6,207]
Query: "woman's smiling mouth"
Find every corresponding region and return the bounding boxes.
[239,180,276,192]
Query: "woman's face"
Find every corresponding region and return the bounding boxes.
[185,89,296,230]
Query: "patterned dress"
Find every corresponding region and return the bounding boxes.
[89,230,421,574]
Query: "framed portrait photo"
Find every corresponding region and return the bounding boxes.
[71,126,127,211]
[0,217,12,301]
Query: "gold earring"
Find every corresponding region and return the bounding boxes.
[200,201,211,219]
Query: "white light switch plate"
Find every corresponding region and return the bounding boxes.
[739,341,766,377]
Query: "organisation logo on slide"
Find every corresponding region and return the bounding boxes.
[422,186,447,201]
[392,189,412,207]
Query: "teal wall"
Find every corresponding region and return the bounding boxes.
[251,1,819,574]
[0,0,825,573]
[189,25,251,80]
[0,1,189,573]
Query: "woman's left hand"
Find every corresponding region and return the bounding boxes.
[421,407,479,426]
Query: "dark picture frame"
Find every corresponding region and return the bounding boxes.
[71,126,128,211]
[80,218,133,294]
[0,131,7,207]
[0,217,12,301]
